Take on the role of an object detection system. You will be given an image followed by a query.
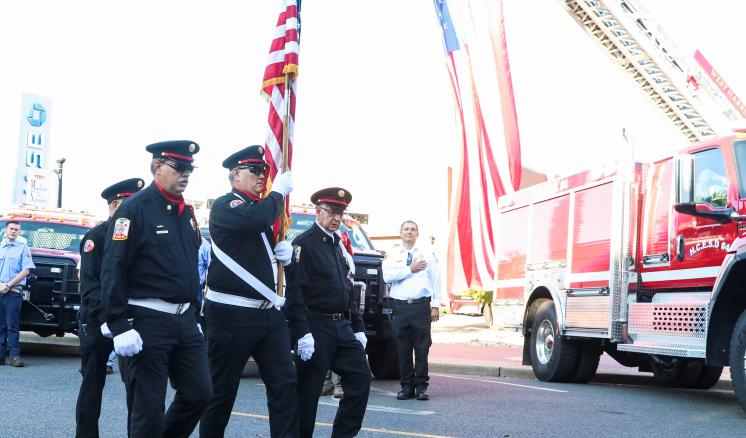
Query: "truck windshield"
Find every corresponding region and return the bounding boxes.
[733,140,746,199]
[287,213,374,251]
[0,220,90,252]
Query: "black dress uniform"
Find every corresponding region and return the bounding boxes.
[199,146,298,438]
[101,141,212,438]
[286,188,372,438]
[75,177,143,438]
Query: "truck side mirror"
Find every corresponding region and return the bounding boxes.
[674,154,694,205]
[673,154,738,223]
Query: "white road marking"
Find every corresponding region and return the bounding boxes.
[319,400,435,416]
[431,373,569,393]
[370,385,399,397]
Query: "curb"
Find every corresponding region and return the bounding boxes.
[430,362,733,392]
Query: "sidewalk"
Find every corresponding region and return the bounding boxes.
[429,313,732,390]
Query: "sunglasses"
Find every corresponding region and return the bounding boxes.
[319,205,346,217]
[161,160,195,173]
[236,165,269,176]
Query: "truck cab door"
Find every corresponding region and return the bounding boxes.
[669,147,737,288]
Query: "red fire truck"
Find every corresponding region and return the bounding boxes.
[495,131,746,410]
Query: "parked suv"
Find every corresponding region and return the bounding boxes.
[0,208,96,337]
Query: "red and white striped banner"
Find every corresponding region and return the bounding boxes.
[262,0,299,189]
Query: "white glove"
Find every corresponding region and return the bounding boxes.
[271,171,293,197]
[274,240,292,264]
[100,323,113,339]
[197,323,203,335]
[113,329,143,357]
[297,332,315,361]
[354,332,367,350]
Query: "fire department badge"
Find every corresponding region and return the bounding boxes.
[83,239,95,252]
[188,143,196,152]
[338,189,345,197]
[230,199,244,208]
[112,218,131,241]
[293,245,302,263]
[258,146,264,155]
[137,180,144,188]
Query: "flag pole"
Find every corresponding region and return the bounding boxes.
[276,72,292,296]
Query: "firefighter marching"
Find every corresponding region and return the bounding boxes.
[495,129,746,411]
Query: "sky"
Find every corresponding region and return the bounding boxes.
[1,0,745,245]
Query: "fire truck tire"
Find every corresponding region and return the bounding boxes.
[650,356,702,388]
[367,339,400,380]
[530,300,579,382]
[729,309,746,410]
[692,363,723,390]
[570,340,602,384]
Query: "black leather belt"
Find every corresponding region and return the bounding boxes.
[309,311,347,320]
[393,297,431,304]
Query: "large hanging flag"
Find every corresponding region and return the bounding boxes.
[435,0,522,294]
[262,0,300,237]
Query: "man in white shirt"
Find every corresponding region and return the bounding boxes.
[382,220,442,401]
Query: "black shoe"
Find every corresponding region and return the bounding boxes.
[396,388,415,400]
[106,365,114,375]
[416,387,429,401]
[0,357,5,365]
[10,356,24,367]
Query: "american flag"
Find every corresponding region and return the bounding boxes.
[262,0,300,195]
[436,0,522,293]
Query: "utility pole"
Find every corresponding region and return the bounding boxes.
[54,158,66,208]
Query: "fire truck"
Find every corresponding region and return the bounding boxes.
[496,131,746,409]
[488,0,746,412]
[0,207,97,337]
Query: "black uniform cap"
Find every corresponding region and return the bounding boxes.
[146,140,200,164]
[222,145,267,169]
[100,178,145,203]
[311,187,352,210]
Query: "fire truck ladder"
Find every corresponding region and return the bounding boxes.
[555,0,741,143]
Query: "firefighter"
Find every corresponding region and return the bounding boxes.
[285,187,372,438]
[199,145,297,437]
[75,177,144,438]
[100,140,212,437]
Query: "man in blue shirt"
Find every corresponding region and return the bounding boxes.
[0,220,35,367]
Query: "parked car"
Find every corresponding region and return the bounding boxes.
[0,207,97,337]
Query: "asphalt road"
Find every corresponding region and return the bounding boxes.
[1,345,745,437]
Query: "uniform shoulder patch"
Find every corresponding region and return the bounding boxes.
[112,218,131,241]
[230,199,244,208]
[293,245,302,263]
[83,239,95,252]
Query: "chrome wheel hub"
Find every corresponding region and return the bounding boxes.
[536,319,555,365]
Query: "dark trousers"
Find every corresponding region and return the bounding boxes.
[0,291,22,357]
[126,305,212,438]
[75,310,114,438]
[199,300,298,438]
[391,301,432,390]
[296,317,371,438]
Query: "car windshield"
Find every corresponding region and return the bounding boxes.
[0,220,90,252]
[287,212,374,251]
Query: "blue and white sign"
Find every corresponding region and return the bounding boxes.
[14,93,53,207]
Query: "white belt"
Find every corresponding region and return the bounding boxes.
[128,298,191,314]
[206,289,275,310]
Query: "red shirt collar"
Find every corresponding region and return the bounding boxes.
[155,182,186,215]
[236,189,261,202]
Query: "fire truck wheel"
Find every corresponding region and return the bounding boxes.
[570,340,602,384]
[367,339,400,380]
[728,309,746,410]
[530,300,579,382]
[649,356,702,388]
